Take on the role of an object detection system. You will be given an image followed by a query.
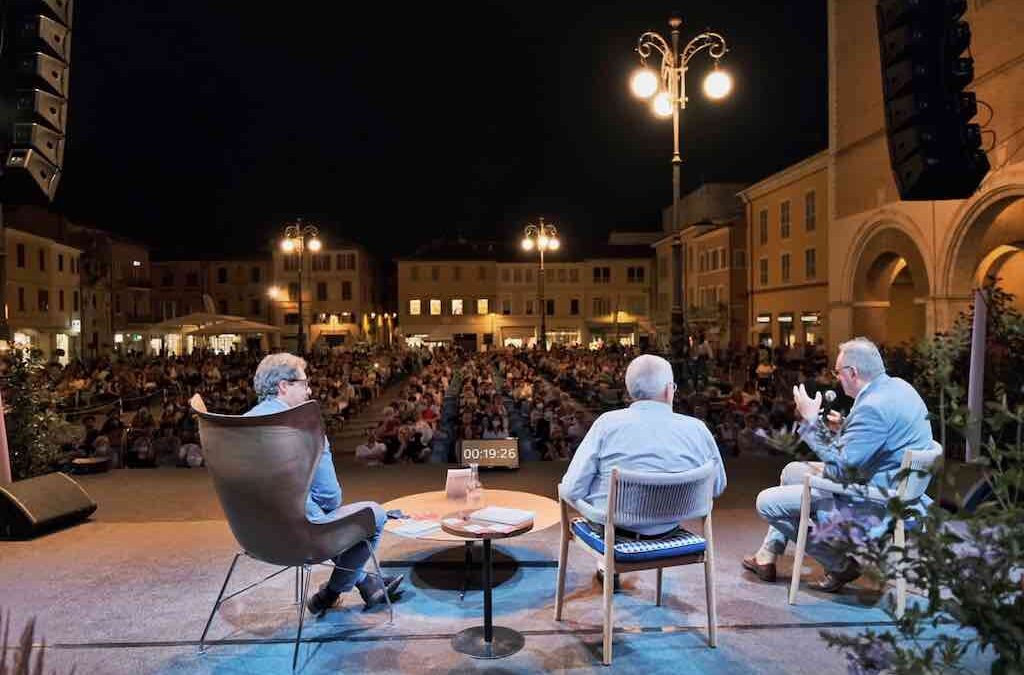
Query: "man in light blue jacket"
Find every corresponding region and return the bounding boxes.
[743,338,933,592]
[245,353,403,616]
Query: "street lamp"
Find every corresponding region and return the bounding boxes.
[279,219,322,354]
[631,16,729,365]
[521,217,561,350]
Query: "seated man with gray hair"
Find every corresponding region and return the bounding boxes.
[743,337,933,592]
[560,354,727,585]
[246,353,403,616]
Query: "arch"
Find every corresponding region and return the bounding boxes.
[839,208,933,302]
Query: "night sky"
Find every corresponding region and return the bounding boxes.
[51,1,827,260]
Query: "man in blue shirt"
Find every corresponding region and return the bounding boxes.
[743,337,933,592]
[560,354,727,585]
[245,353,403,616]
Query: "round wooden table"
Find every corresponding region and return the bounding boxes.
[381,489,560,541]
[442,516,533,659]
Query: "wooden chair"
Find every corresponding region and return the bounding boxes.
[554,463,718,665]
[789,441,943,617]
[190,395,391,670]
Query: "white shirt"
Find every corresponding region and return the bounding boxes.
[560,399,727,535]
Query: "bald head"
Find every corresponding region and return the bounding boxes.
[624,354,674,402]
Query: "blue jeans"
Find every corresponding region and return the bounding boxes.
[756,461,845,571]
[325,503,388,593]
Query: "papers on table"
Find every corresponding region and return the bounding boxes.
[392,520,441,537]
[469,507,535,527]
[442,517,522,535]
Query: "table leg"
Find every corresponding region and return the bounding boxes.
[460,541,474,601]
[451,538,525,659]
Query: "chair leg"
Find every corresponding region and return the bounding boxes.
[704,515,718,648]
[294,567,301,604]
[656,568,663,607]
[199,552,242,653]
[292,565,312,671]
[366,540,394,625]
[789,480,812,605]
[554,502,570,621]
[602,557,615,665]
[894,519,907,618]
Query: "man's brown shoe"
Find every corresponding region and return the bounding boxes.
[741,555,777,582]
[808,558,861,593]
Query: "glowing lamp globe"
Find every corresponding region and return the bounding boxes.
[548,237,560,251]
[652,91,673,118]
[630,69,658,99]
[308,237,322,252]
[703,69,732,100]
[521,237,535,251]
[280,238,296,253]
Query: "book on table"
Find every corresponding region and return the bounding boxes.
[469,506,535,527]
[392,520,441,536]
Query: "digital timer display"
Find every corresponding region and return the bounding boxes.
[458,438,520,468]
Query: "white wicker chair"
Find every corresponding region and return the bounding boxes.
[789,440,943,617]
[555,462,718,665]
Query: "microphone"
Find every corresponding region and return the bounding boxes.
[819,389,838,425]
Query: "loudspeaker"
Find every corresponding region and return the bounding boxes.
[876,0,989,200]
[0,0,74,203]
[0,472,97,539]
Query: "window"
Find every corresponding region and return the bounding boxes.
[217,267,228,283]
[250,266,262,283]
[592,267,610,284]
[317,254,331,271]
[17,287,25,311]
[759,209,768,245]
[38,249,45,271]
[805,191,817,231]
[316,282,327,301]
[453,266,462,282]
[557,268,567,283]
[545,299,555,316]
[720,247,727,269]
[410,266,420,281]
[477,298,489,315]
[250,299,261,315]
[711,249,719,270]
[570,298,580,315]
[38,290,49,312]
[593,297,610,315]
[780,200,791,239]
[59,289,64,311]
[759,258,768,286]
[525,300,534,315]
[429,299,441,315]
[285,313,300,325]
[781,253,791,283]
[342,281,352,300]
[284,257,299,272]
[478,266,486,281]
[525,269,533,283]
[513,268,523,283]
[627,266,645,283]
[58,254,64,272]
[805,248,817,279]
[501,299,511,315]
[569,268,579,283]
[288,282,299,301]
[501,268,510,282]
[73,291,79,312]
[185,272,199,287]
[699,251,706,273]
[409,299,421,315]
[451,299,464,315]
[336,253,356,270]
[430,266,440,281]
[114,294,121,314]
[546,268,554,282]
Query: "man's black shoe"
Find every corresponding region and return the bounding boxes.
[306,587,341,618]
[808,558,862,593]
[595,569,621,591]
[356,574,404,609]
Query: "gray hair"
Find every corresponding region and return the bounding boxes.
[838,337,885,381]
[624,354,674,401]
[254,353,306,400]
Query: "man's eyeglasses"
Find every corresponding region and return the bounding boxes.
[830,366,854,378]
[286,378,309,386]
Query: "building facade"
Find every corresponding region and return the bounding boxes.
[825,0,1024,353]
[740,150,830,348]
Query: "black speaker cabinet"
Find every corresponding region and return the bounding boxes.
[0,472,97,539]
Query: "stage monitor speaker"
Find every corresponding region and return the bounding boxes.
[0,472,97,539]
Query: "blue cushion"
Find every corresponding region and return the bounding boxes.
[570,518,706,562]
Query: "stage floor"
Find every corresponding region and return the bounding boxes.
[1,455,986,674]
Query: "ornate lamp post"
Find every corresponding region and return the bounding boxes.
[520,217,561,350]
[279,219,322,354]
[631,16,730,365]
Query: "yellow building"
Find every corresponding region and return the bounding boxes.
[826,0,1024,353]
[397,239,654,350]
[4,227,82,363]
[739,150,830,348]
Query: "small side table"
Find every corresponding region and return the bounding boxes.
[442,515,534,659]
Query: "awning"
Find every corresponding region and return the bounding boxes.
[187,319,280,335]
[148,312,246,331]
